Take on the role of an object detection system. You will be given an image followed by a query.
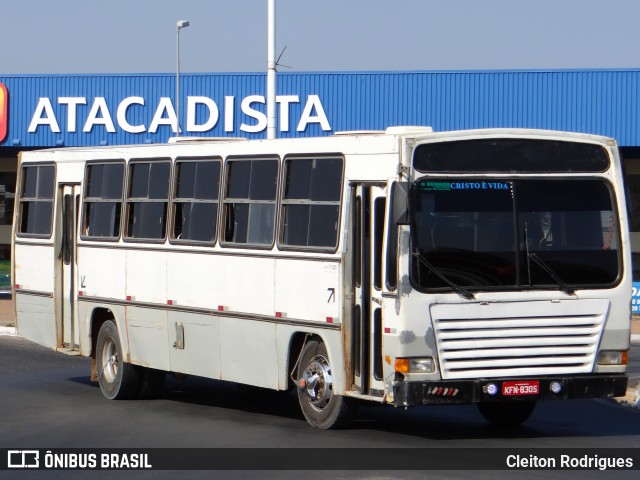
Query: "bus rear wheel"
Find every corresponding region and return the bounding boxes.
[96,320,141,400]
[296,339,353,429]
[137,367,165,399]
[477,401,536,426]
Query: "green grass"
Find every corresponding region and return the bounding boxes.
[0,260,10,289]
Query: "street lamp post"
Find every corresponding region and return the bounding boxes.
[176,19,190,136]
[266,0,276,139]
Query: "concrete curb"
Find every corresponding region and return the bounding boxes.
[616,386,640,409]
[0,326,17,336]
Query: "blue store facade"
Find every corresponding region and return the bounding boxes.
[2,69,640,275]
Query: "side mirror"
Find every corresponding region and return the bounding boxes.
[391,181,410,225]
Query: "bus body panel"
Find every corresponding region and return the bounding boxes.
[165,251,276,314]
[14,243,55,293]
[168,310,220,378]
[219,316,278,388]
[212,255,276,315]
[78,246,127,301]
[14,243,57,348]
[126,305,170,370]
[15,292,56,348]
[127,250,168,304]
[273,258,341,323]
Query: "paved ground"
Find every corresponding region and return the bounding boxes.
[2,335,639,480]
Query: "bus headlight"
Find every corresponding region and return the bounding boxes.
[395,357,435,374]
[596,350,628,365]
[550,381,562,394]
[483,383,499,396]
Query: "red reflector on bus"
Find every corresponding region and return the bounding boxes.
[326,317,333,323]
[78,291,84,297]
[126,296,133,301]
[384,327,391,334]
[167,300,175,305]
[218,305,226,311]
[14,284,20,289]
[275,312,283,318]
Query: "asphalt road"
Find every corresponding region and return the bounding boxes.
[0,335,639,480]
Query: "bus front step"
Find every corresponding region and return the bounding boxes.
[56,347,82,356]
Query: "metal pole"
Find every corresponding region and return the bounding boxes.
[176,25,180,136]
[267,0,276,139]
[176,20,190,137]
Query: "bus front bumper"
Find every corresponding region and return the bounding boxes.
[392,374,628,408]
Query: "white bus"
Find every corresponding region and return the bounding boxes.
[12,127,631,429]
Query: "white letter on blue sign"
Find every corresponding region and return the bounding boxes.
[117,97,146,133]
[149,97,178,134]
[187,96,219,132]
[28,98,60,133]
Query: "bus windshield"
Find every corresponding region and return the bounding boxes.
[410,178,620,293]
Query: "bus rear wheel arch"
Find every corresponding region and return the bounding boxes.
[95,320,141,400]
[92,312,165,400]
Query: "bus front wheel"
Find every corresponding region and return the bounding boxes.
[96,320,141,400]
[477,401,536,426]
[296,339,353,429]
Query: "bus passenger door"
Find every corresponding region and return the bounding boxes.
[351,184,386,396]
[58,184,80,351]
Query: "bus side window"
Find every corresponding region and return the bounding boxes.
[222,157,278,247]
[172,158,221,243]
[18,164,55,237]
[125,160,170,241]
[280,156,344,250]
[82,162,124,240]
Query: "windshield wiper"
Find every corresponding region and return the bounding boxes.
[523,222,575,295]
[413,251,475,300]
[528,252,575,295]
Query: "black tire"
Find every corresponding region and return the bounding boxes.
[96,320,141,400]
[137,368,165,399]
[296,339,353,429]
[477,401,536,426]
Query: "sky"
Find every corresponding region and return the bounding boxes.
[2,0,640,74]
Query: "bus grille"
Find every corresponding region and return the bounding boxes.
[430,299,608,380]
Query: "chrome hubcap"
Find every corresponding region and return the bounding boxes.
[301,354,333,411]
[101,337,118,384]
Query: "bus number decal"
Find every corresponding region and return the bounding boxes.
[327,288,335,303]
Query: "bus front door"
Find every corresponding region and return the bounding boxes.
[58,184,80,351]
[352,184,386,396]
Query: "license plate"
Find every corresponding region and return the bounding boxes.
[502,380,539,396]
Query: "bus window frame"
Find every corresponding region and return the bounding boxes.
[277,154,345,254]
[80,159,126,242]
[169,156,223,247]
[16,162,57,239]
[123,157,172,244]
[220,155,280,251]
